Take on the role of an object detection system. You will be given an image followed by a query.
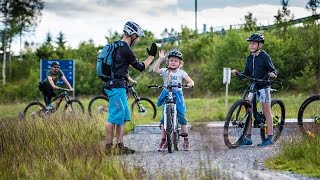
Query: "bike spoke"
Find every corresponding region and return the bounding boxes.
[131,99,156,125]
[224,100,249,148]
[64,100,85,118]
[23,102,47,120]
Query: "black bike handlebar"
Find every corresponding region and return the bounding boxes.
[148,84,190,89]
[58,87,73,92]
[237,72,282,85]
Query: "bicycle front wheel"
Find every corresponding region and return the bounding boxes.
[260,99,286,142]
[63,99,85,118]
[88,96,109,119]
[298,95,320,136]
[224,99,251,149]
[131,97,157,125]
[165,104,174,153]
[23,101,47,120]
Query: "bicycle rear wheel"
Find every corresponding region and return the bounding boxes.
[63,99,85,118]
[224,99,251,149]
[298,95,320,136]
[165,104,174,153]
[131,97,157,125]
[23,101,47,120]
[260,99,286,142]
[88,96,109,119]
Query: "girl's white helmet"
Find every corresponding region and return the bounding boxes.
[123,21,145,37]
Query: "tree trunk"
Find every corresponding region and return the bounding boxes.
[2,47,6,85]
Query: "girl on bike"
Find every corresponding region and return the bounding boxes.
[153,49,194,151]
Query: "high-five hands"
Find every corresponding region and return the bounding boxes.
[147,43,157,57]
[158,49,165,59]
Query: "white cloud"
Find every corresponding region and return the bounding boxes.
[10,1,311,55]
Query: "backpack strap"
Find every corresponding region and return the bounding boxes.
[110,41,126,77]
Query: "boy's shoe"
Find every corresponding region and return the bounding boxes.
[158,139,167,151]
[114,143,135,154]
[240,137,253,146]
[257,139,273,147]
[105,143,113,155]
[183,140,190,151]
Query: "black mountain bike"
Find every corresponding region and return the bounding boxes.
[148,84,189,153]
[224,74,286,149]
[297,94,320,136]
[88,83,157,125]
[22,88,85,120]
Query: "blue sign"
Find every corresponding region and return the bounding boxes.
[40,60,75,87]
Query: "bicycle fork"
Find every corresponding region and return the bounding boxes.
[163,103,177,131]
[163,91,177,131]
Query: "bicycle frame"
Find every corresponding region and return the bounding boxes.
[128,85,145,113]
[163,89,178,132]
[50,89,72,110]
[237,74,281,128]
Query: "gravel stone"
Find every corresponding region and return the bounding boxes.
[116,125,318,180]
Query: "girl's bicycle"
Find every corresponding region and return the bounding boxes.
[88,83,157,125]
[224,74,286,148]
[22,88,85,120]
[148,84,189,153]
[297,94,320,136]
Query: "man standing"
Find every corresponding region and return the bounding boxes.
[104,21,157,154]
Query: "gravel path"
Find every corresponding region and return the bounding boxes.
[118,125,318,180]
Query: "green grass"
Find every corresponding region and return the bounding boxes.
[0,93,311,121]
[0,93,319,178]
[0,116,143,179]
[265,133,320,178]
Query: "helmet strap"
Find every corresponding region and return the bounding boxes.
[252,48,261,55]
[168,67,178,71]
[129,35,138,47]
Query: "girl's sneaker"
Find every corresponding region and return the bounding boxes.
[158,139,167,151]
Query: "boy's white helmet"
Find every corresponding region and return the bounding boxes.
[123,21,145,37]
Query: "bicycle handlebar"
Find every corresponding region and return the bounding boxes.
[148,84,190,89]
[237,72,282,85]
[57,87,73,92]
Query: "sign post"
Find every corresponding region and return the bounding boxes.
[40,60,75,97]
[223,67,231,111]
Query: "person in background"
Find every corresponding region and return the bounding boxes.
[39,61,73,111]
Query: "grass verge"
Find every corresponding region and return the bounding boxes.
[265,130,320,178]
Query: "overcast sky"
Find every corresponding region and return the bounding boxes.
[11,0,312,54]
